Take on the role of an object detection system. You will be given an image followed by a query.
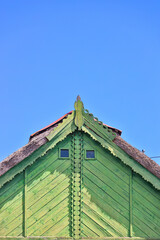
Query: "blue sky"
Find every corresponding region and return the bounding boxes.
[0,1,160,164]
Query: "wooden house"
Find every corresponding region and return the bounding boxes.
[0,96,160,239]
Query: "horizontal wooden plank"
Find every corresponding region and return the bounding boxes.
[0,238,160,240]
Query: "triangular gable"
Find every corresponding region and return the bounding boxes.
[0,97,160,190]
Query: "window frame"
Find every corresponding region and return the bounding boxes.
[85,149,96,160]
[59,148,70,159]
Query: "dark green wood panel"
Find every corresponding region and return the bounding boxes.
[82,133,130,237]
[132,172,160,238]
[0,172,23,236]
[0,128,160,240]
[27,135,72,237]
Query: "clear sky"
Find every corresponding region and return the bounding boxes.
[0,1,160,164]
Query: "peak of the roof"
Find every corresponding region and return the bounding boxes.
[29,109,122,142]
[76,95,81,101]
[29,97,122,141]
[0,102,160,189]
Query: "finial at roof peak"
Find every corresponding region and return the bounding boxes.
[74,95,84,130]
[77,95,81,101]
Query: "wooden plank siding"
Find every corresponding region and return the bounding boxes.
[0,172,23,236]
[0,131,160,239]
[132,172,160,237]
[82,133,130,237]
[0,135,72,238]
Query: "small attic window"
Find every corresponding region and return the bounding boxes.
[86,150,95,159]
[60,149,69,158]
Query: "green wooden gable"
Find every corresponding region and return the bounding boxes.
[0,96,160,240]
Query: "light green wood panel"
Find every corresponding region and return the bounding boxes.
[27,135,72,237]
[0,172,23,236]
[82,133,130,237]
[132,172,160,238]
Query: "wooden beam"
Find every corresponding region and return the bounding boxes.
[129,169,133,237]
[0,237,160,240]
[23,168,27,237]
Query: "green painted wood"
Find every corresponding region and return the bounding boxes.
[82,126,160,190]
[132,172,160,238]
[0,120,76,189]
[82,203,121,237]
[82,191,128,237]
[47,112,75,141]
[0,237,160,240]
[83,168,129,215]
[26,136,72,237]
[0,125,160,239]
[83,134,130,183]
[0,173,24,236]
[23,169,27,237]
[82,133,130,237]
[83,163,129,210]
[83,111,116,141]
[129,170,133,237]
[71,131,83,239]
[74,96,84,130]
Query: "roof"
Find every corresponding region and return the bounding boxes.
[0,96,160,190]
[29,111,122,141]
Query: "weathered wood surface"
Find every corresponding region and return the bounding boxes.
[1,106,160,184]
[0,132,160,239]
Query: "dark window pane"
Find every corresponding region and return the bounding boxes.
[86,150,95,159]
[61,149,69,158]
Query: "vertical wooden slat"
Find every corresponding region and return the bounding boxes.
[23,168,27,237]
[71,131,83,239]
[129,169,133,237]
